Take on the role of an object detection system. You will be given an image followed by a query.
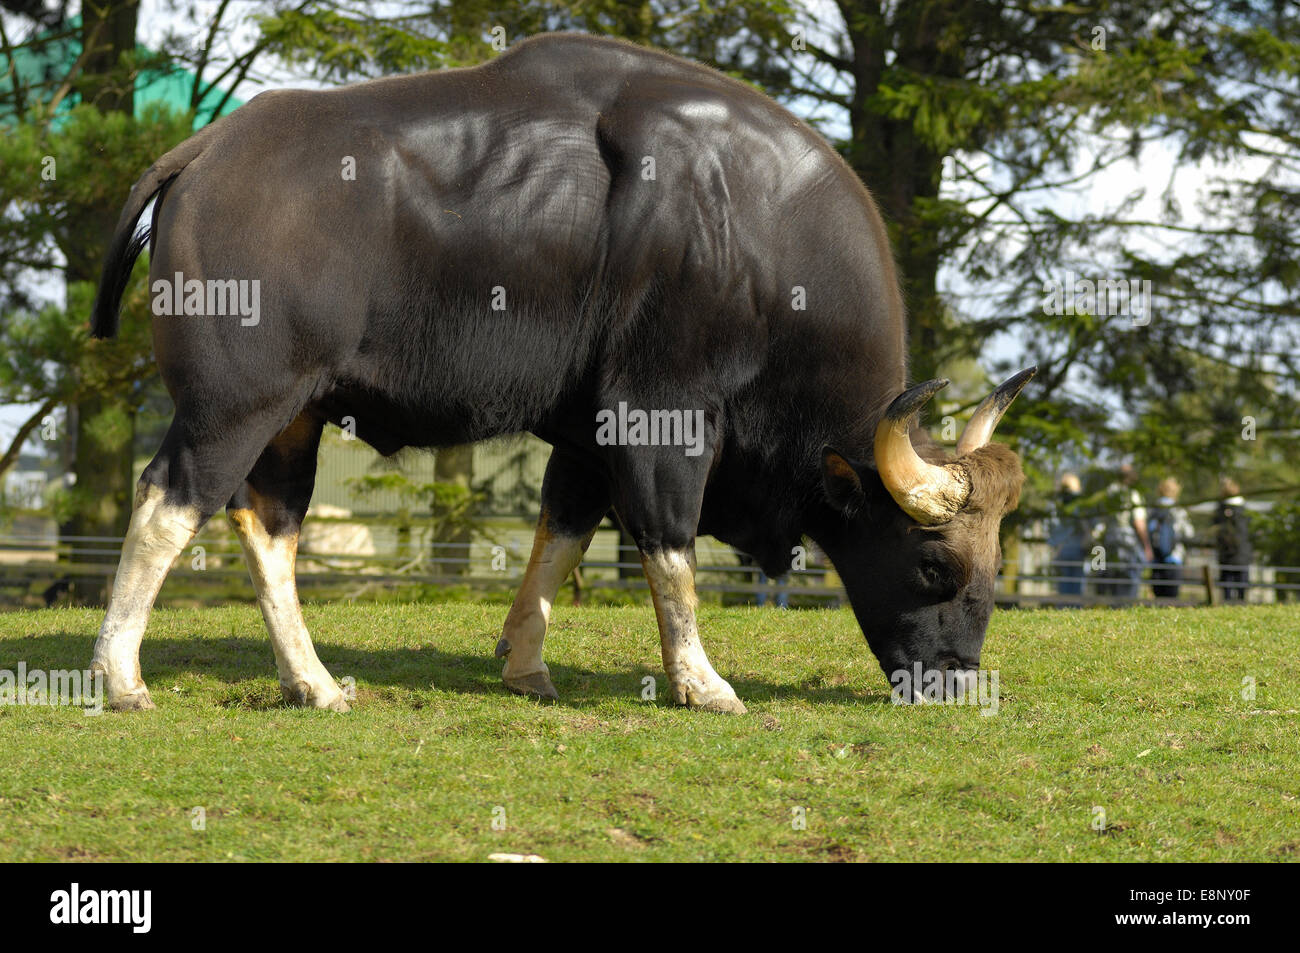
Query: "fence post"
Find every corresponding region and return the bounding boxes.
[1203,564,1220,607]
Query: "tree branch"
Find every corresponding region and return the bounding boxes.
[0,396,58,478]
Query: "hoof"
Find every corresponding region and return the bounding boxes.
[91,662,155,712]
[494,637,512,660]
[503,669,559,701]
[282,681,351,712]
[109,689,156,712]
[673,678,747,715]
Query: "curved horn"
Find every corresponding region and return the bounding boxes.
[955,366,1037,456]
[873,378,971,525]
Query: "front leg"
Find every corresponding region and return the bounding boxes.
[601,398,743,713]
[641,544,746,714]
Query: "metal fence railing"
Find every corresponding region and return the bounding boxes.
[1000,559,1296,607]
[1,532,1295,608]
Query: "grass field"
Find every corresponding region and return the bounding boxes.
[0,602,1296,861]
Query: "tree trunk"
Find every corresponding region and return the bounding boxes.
[840,1,956,385]
[432,444,474,577]
[617,523,641,581]
[56,0,141,604]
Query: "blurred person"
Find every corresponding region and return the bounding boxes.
[756,570,791,609]
[1148,477,1194,599]
[1095,463,1152,600]
[1214,478,1253,602]
[735,551,790,608]
[1048,472,1089,603]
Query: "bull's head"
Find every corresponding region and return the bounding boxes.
[816,368,1035,702]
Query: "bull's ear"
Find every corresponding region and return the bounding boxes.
[822,447,865,512]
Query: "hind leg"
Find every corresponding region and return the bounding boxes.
[497,448,609,699]
[226,413,347,711]
[92,405,300,711]
[91,481,203,710]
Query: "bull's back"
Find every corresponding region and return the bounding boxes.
[149,34,893,451]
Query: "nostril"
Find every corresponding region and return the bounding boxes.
[949,668,978,701]
[937,655,973,672]
[936,657,980,702]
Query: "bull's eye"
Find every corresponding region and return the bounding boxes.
[913,555,960,599]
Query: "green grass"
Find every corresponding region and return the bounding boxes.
[0,602,1297,861]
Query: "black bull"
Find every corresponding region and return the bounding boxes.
[89,33,1034,713]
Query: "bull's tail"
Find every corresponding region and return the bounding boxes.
[90,129,213,339]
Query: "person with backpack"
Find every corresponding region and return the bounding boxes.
[1096,463,1153,601]
[1048,472,1089,603]
[1214,477,1253,601]
[1148,477,1194,599]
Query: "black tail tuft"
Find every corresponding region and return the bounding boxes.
[91,225,152,339]
[88,124,215,339]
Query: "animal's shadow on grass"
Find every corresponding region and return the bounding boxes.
[10,630,890,710]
